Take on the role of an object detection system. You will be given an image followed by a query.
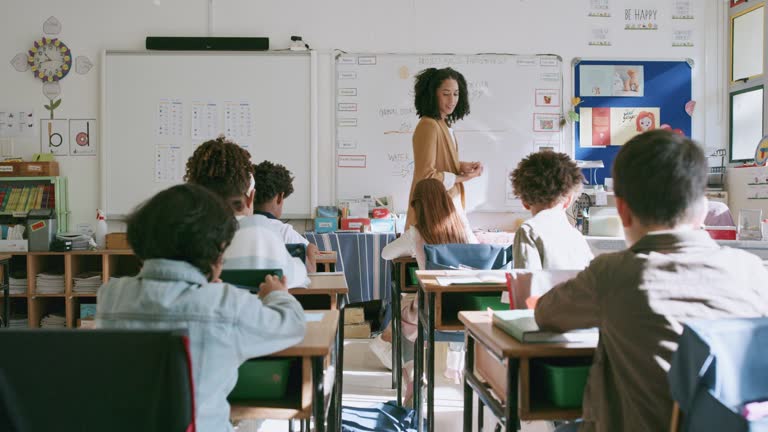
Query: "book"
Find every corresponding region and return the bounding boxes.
[435,271,507,286]
[6,187,21,212]
[492,310,598,344]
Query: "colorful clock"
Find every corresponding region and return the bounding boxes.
[27,37,72,82]
[755,135,768,166]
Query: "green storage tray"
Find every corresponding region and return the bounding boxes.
[540,358,591,408]
[465,293,508,311]
[407,264,419,286]
[228,358,293,401]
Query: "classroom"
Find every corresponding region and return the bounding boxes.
[1,1,767,431]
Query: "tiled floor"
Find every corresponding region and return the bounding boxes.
[255,340,555,432]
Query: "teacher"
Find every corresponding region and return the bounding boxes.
[406,67,483,228]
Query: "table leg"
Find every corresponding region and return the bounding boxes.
[414,287,424,432]
[2,260,8,328]
[392,263,402,402]
[463,335,475,432]
[312,356,325,432]
[426,292,436,432]
[506,359,520,432]
[289,418,296,432]
[331,293,346,431]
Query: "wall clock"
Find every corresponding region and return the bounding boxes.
[28,37,72,82]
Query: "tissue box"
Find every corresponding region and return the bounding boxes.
[370,218,395,233]
[340,218,371,231]
[0,240,28,252]
[316,206,339,218]
[314,217,338,233]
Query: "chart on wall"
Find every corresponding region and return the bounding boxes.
[574,59,693,185]
[335,53,564,213]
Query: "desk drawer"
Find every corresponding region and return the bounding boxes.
[475,344,508,402]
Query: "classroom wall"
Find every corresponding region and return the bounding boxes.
[0,0,727,231]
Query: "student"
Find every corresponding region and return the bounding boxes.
[535,130,768,432]
[252,160,318,272]
[184,137,310,288]
[373,178,477,386]
[510,151,593,270]
[96,184,306,432]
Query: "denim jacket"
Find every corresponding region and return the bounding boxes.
[96,259,306,432]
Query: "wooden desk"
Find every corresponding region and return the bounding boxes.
[0,254,11,328]
[315,251,337,272]
[230,310,340,432]
[414,270,508,432]
[293,273,348,431]
[459,311,596,432]
[391,256,417,404]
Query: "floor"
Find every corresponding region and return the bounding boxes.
[254,339,556,432]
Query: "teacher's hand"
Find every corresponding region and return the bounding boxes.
[457,168,483,183]
[460,161,483,174]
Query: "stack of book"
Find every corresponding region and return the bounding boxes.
[0,184,55,214]
[9,275,27,295]
[56,233,92,251]
[492,310,598,343]
[40,313,66,328]
[73,272,102,294]
[36,272,65,294]
[8,315,28,328]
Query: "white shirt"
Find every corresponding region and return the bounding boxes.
[252,212,309,245]
[513,207,594,270]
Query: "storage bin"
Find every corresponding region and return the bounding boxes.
[539,358,591,408]
[228,358,293,401]
[465,293,507,311]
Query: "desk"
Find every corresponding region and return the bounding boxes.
[0,254,11,328]
[391,256,417,404]
[305,232,397,304]
[414,270,508,432]
[459,311,596,432]
[315,251,337,272]
[230,310,340,432]
[294,273,348,431]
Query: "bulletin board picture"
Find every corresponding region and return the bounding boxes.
[573,59,693,185]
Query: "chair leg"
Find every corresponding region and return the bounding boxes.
[289,419,296,432]
[670,402,681,432]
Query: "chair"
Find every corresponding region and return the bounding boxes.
[668,318,768,432]
[423,243,513,272]
[286,243,307,264]
[0,329,195,432]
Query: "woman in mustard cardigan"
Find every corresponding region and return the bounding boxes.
[405,67,483,228]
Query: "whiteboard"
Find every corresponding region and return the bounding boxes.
[334,53,564,213]
[102,51,315,219]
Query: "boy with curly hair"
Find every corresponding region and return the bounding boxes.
[252,160,318,272]
[510,151,593,270]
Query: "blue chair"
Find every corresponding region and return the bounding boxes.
[0,329,195,432]
[411,243,512,431]
[668,318,768,432]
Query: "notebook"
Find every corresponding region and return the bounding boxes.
[492,310,598,343]
[219,269,283,294]
[435,272,507,286]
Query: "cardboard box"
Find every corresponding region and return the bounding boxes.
[314,217,338,233]
[340,218,371,231]
[78,317,96,329]
[106,232,130,249]
[0,161,59,177]
[0,240,28,252]
[344,307,365,325]
[344,321,372,339]
[370,218,395,233]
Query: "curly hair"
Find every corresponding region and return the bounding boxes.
[252,160,295,207]
[184,136,252,212]
[511,152,584,207]
[414,67,470,125]
[127,184,237,278]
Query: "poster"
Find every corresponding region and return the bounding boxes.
[69,119,97,156]
[156,99,183,137]
[535,89,561,107]
[672,30,694,47]
[579,107,660,147]
[579,65,644,97]
[588,0,610,17]
[40,119,68,155]
[224,102,254,139]
[589,27,612,46]
[533,113,561,132]
[154,144,183,182]
[0,110,35,138]
[624,6,659,30]
[672,0,693,19]
[191,102,219,141]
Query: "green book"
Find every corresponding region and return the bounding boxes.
[492,310,598,344]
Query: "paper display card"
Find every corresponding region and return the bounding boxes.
[535,89,561,107]
[672,0,693,19]
[624,5,659,30]
[156,99,184,138]
[533,113,561,132]
[69,119,97,156]
[589,27,612,46]
[580,107,660,147]
[579,65,644,97]
[0,110,35,138]
[154,144,183,183]
[191,102,219,140]
[672,30,694,47]
[40,119,68,155]
[588,0,610,17]
[224,102,254,139]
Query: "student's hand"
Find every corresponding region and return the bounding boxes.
[259,274,288,298]
[306,243,319,272]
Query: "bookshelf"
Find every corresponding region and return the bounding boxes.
[0,176,69,233]
[1,250,140,329]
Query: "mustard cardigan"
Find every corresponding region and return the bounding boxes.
[405,117,465,227]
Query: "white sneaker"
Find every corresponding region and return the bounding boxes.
[369,334,393,370]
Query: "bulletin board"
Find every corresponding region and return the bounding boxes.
[573,59,693,185]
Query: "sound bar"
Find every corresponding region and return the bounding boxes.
[145,37,269,51]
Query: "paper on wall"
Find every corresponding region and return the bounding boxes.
[579,65,644,97]
[155,144,183,183]
[157,99,184,137]
[579,107,660,147]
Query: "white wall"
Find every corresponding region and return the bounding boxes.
[0,0,726,231]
